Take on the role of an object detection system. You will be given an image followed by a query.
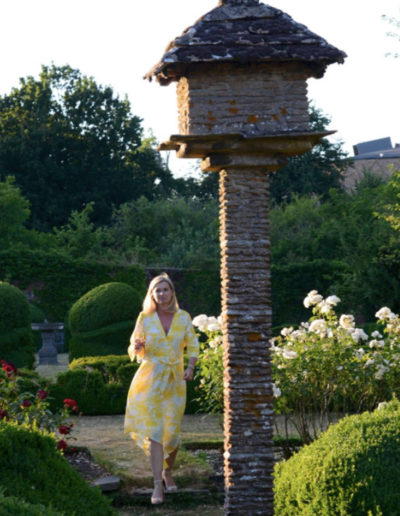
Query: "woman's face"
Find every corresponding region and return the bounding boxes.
[152,281,173,307]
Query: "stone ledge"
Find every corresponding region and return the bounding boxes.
[90,475,121,492]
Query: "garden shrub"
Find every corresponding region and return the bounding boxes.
[0,248,146,320]
[0,421,115,515]
[274,399,400,515]
[0,491,63,516]
[68,282,141,359]
[48,354,202,415]
[0,282,34,368]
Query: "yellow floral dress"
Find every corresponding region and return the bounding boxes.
[124,309,199,463]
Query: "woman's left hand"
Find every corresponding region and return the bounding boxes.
[183,367,194,381]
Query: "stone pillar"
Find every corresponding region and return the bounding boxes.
[220,163,274,515]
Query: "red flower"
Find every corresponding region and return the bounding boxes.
[57,439,68,451]
[0,409,8,420]
[58,425,71,435]
[20,400,31,408]
[1,360,17,378]
[63,398,78,411]
[36,389,48,400]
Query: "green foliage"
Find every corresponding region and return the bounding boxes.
[180,269,221,316]
[0,281,31,332]
[271,260,348,328]
[105,196,219,268]
[0,64,174,230]
[68,282,141,359]
[270,180,399,324]
[274,399,400,515]
[0,421,114,515]
[192,315,223,413]
[0,491,63,516]
[48,355,137,414]
[0,282,34,368]
[270,105,350,203]
[52,202,106,260]
[0,361,78,451]
[48,354,201,415]
[48,368,128,415]
[69,282,141,333]
[0,248,146,320]
[0,176,30,249]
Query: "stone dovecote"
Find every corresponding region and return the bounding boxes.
[145,0,345,138]
[145,1,346,514]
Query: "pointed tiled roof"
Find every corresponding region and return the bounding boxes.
[145,0,346,84]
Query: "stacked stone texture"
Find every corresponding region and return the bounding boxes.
[220,166,274,515]
[177,64,309,136]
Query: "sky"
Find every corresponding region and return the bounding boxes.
[0,0,399,177]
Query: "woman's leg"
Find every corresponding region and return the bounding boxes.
[149,439,164,503]
[163,446,179,490]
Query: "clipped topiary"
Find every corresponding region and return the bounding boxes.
[274,399,400,515]
[68,282,141,359]
[0,492,63,515]
[0,421,115,515]
[0,282,34,368]
[48,354,202,415]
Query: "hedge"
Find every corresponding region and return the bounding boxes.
[274,399,400,515]
[0,421,115,515]
[48,355,203,415]
[0,248,146,321]
[68,282,142,360]
[0,492,63,516]
[0,282,34,368]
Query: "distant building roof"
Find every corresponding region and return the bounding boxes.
[353,137,400,160]
[145,0,346,84]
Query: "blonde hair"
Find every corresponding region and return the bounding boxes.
[142,273,179,315]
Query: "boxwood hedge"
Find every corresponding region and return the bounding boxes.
[0,282,34,368]
[0,421,115,515]
[274,399,400,515]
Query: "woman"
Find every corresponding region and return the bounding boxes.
[124,273,199,504]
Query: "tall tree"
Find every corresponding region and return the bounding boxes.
[270,106,351,203]
[0,176,30,248]
[0,65,174,230]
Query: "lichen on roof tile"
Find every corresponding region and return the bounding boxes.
[145,0,346,84]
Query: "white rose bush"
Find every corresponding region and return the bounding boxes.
[193,290,400,444]
[273,291,400,442]
[192,314,223,412]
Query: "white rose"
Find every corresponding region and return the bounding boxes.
[282,349,298,360]
[375,307,395,320]
[339,314,355,330]
[374,365,389,380]
[351,328,368,342]
[309,319,326,334]
[354,348,365,359]
[317,301,332,315]
[281,327,293,337]
[325,295,341,306]
[206,316,221,332]
[272,384,282,398]
[304,290,323,308]
[192,314,208,332]
[371,330,382,338]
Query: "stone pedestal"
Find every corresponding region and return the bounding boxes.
[32,322,64,365]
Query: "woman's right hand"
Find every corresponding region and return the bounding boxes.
[134,338,145,352]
